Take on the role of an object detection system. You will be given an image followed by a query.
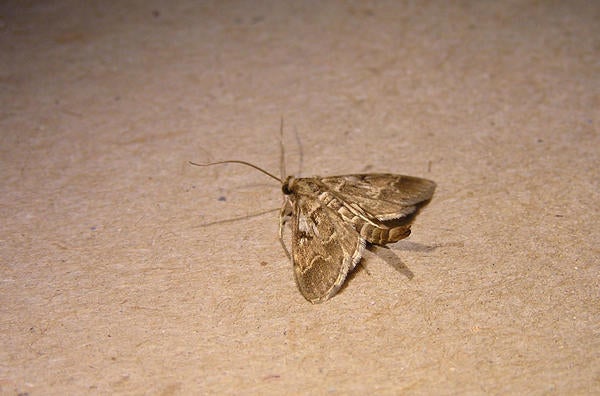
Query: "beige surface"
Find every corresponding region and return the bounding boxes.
[1,1,599,394]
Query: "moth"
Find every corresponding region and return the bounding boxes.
[191,127,435,303]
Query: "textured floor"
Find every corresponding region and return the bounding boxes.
[1,1,598,394]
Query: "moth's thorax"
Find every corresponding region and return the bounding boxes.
[282,176,296,195]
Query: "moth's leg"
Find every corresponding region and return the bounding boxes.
[279,198,293,259]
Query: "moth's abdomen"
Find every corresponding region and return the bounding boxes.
[359,223,411,245]
[318,190,411,245]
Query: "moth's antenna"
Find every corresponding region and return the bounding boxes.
[279,117,286,180]
[189,160,282,183]
[293,125,303,176]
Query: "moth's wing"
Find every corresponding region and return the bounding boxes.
[291,194,365,304]
[319,174,436,221]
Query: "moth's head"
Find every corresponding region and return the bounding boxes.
[282,176,296,195]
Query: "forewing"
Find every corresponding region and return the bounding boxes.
[291,194,365,303]
[319,174,436,221]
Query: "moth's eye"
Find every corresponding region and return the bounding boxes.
[282,176,295,195]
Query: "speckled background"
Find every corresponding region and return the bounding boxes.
[1,1,598,394]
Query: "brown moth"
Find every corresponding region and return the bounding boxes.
[190,125,435,303]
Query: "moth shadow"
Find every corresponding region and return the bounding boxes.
[367,245,414,279]
[341,244,415,297]
[344,239,438,292]
[343,202,438,291]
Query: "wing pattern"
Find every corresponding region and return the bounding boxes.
[285,174,435,303]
